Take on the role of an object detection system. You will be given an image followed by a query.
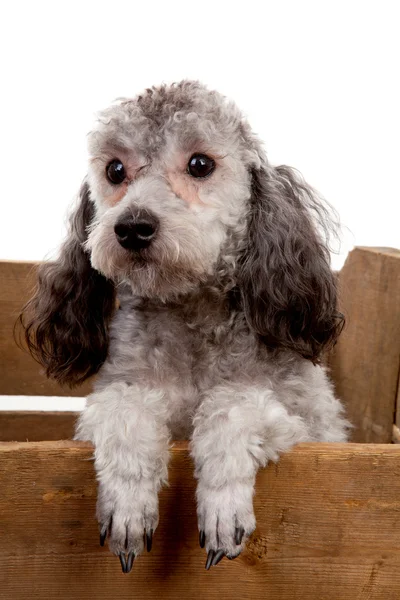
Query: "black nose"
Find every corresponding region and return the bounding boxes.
[114,210,159,251]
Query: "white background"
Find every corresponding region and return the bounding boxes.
[0,1,399,409]
[0,0,399,270]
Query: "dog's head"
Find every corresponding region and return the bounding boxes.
[85,81,256,298]
[21,81,343,385]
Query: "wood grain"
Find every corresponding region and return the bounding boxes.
[0,411,78,441]
[0,260,91,396]
[330,247,400,442]
[0,441,400,599]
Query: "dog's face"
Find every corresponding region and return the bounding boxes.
[85,82,259,299]
[21,81,344,386]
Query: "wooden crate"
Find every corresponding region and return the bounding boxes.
[0,247,400,600]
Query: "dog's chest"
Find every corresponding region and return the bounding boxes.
[106,299,258,390]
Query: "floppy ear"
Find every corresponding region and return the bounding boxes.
[20,181,115,386]
[238,163,344,362]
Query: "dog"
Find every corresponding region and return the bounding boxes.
[21,80,350,573]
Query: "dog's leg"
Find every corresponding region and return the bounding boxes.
[191,383,310,567]
[75,381,170,572]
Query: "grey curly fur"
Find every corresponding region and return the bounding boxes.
[21,80,350,568]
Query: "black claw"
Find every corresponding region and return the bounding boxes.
[235,526,245,545]
[205,549,215,570]
[211,549,225,566]
[199,530,205,549]
[126,551,135,573]
[119,553,127,573]
[100,529,107,547]
[146,529,153,553]
[227,553,239,560]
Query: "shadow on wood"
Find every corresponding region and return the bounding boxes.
[0,411,78,441]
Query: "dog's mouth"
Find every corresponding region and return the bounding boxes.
[123,247,152,265]
[114,243,211,300]
[88,217,212,298]
[121,263,204,301]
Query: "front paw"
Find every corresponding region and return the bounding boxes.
[196,479,256,569]
[97,477,159,573]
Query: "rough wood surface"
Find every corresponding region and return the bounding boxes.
[0,441,399,599]
[0,260,90,396]
[329,247,400,443]
[0,411,78,441]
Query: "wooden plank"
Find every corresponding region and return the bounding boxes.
[396,371,400,428]
[0,441,400,599]
[395,376,400,441]
[0,411,78,441]
[329,247,400,442]
[0,260,91,396]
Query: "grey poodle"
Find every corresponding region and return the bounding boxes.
[21,80,350,573]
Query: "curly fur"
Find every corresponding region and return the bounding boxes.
[20,80,350,566]
[238,164,344,362]
[20,181,115,385]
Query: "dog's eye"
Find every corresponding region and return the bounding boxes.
[187,154,215,178]
[106,159,126,184]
